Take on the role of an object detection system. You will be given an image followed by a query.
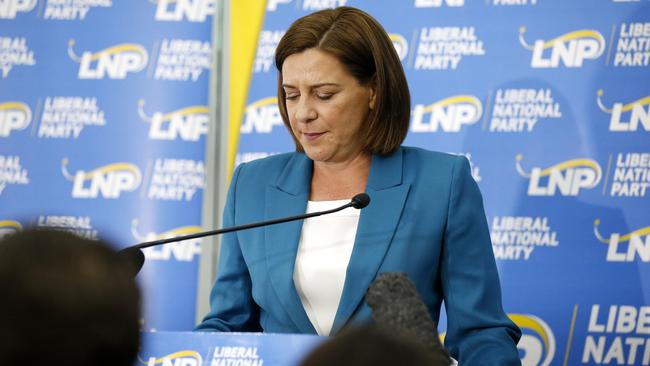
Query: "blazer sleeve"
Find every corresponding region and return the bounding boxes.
[194,163,262,332]
[441,156,521,365]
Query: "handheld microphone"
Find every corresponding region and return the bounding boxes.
[366,272,451,363]
[119,193,370,275]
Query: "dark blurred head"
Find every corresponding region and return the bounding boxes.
[0,229,141,366]
[275,6,411,155]
[300,325,451,366]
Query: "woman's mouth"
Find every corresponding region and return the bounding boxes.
[303,132,325,141]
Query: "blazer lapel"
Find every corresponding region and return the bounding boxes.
[331,148,410,334]
[264,154,316,334]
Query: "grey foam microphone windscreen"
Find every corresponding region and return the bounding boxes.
[366,272,451,362]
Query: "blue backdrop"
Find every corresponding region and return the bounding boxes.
[2,0,649,365]
[0,0,214,331]
[237,1,650,365]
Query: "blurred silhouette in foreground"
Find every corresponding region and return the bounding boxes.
[0,229,141,366]
[300,325,452,366]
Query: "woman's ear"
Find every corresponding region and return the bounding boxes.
[368,78,377,110]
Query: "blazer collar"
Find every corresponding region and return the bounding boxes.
[366,147,404,190]
[332,148,410,333]
[274,148,405,194]
[264,153,314,333]
[265,185,315,333]
[276,153,312,195]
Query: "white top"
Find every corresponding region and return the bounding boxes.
[293,199,360,336]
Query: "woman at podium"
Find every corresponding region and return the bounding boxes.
[197,7,520,365]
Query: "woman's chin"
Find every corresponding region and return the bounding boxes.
[304,150,331,163]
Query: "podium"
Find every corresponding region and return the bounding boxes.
[138,331,325,366]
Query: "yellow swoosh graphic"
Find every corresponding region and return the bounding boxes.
[0,221,22,230]
[87,44,147,62]
[158,106,209,121]
[247,97,278,109]
[389,34,406,44]
[596,223,650,244]
[0,102,29,112]
[615,95,650,113]
[82,163,140,180]
[536,159,600,178]
[510,314,550,356]
[158,226,202,239]
[617,226,650,243]
[146,351,201,365]
[421,95,481,113]
[538,30,604,49]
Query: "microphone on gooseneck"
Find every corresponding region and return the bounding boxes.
[119,193,371,276]
[366,272,451,363]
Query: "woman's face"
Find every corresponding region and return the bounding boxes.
[282,48,375,165]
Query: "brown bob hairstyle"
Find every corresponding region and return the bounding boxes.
[274,6,410,155]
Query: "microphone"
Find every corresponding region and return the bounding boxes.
[366,272,451,363]
[119,193,371,275]
[351,193,370,209]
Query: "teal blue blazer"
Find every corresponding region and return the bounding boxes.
[196,147,521,365]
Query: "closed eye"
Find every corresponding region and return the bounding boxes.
[316,94,333,101]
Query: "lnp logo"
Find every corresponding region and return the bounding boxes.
[411,95,482,132]
[68,40,148,79]
[141,350,202,366]
[389,33,408,61]
[132,220,201,261]
[0,0,36,19]
[516,155,602,196]
[138,100,208,141]
[153,0,214,22]
[594,220,650,262]
[597,90,650,132]
[240,97,283,134]
[62,158,141,199]
[519,27,605,68]
[510,314,555,366]
[414,0,464,7]
[0,220,22,239]
[0,102,31,137]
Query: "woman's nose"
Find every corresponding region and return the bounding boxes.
[294,97,317,123]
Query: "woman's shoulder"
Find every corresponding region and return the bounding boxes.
[237,152,298,172]
[398,146,476,191]
[233,152,307,186]
[400,146,467,169]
